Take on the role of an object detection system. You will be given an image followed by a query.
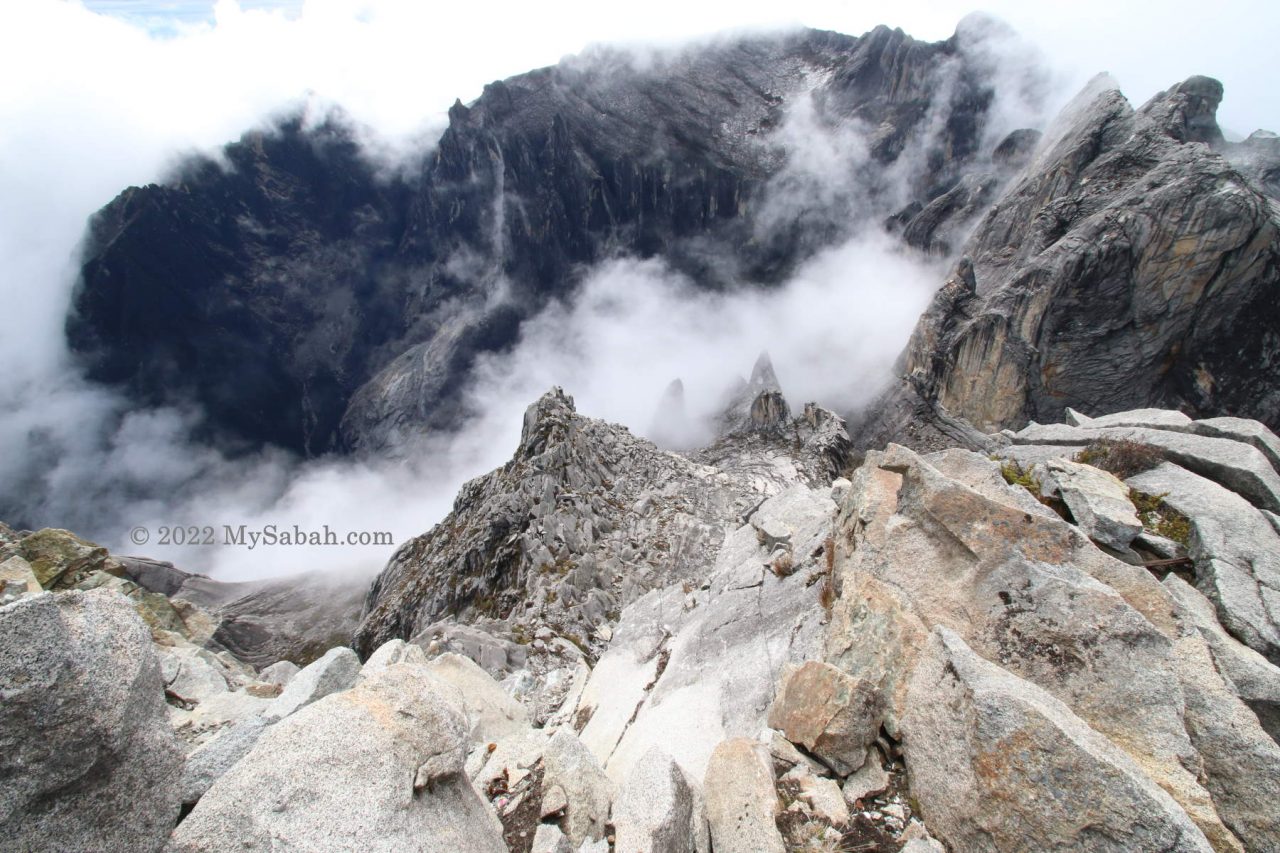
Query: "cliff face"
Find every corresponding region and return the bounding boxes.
[68,24,1021,456]
[855,75,1280,450]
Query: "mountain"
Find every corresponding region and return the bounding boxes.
[854,75,1280,452]
[68,21,1036,456]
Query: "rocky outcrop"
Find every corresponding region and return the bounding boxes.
[13,396,1280,851]
[0,590,183,852]
[354,384,851,663]
[859,73,1280,449]
[70,24,1036,456]
[613,748,708,853]
[117,558,366,668]
[903,627,1213,852]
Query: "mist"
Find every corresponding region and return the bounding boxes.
[2,0,1273,582]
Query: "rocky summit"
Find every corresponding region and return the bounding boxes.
[7,361,1280,850]
[8,14,1280,853]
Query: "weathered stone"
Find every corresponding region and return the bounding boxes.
[827,445,1234,845]
[259,659,301,688]
[903,627,1213,853]
[169,664,503,852]
[0,591,182,852]
[767,661,880,776]
[159,645,230,706]
[1035,457,1143,550]
[841,755,890,806]
[17,527,116,588]
[1163,575,1280,743]
[361,637,427,675]
[1012,422,1280,513]
[264,645,361,721]
[178,716,271,807]
[702,738,785,853]
[531,823,574,853]
[1188,416,1280,472]
[575,486,832,784]
[1163,585,1280,851]
[1069,408,1195,430]
[425,652,530,743]
[613,747,707,853]
[1129,462,1280,663]
[541,728,614,846]
[0,556,40,599]
[782,766,849,826]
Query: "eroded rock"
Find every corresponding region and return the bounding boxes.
[903,627,1213,853]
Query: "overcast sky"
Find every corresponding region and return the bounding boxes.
[53,0,1275,139]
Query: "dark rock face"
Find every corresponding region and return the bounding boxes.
[69,25,1026,456]
[855,74,1280,449]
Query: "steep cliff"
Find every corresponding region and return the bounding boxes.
[855,74,1280,451]
[69,23,1027,456]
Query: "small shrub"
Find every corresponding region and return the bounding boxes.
[1129,488,1193,547]
[1075,439,1164,479]
[1000,461,1041,495]
[771,551,795,578]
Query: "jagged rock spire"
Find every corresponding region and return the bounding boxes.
[719,352,791,436]
[648,379,695,450]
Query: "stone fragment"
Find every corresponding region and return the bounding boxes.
[840,755,890,807]
[541,728,614,846]
[1129,462,1280,662]
[702,738,785,853]
[259,659,301,688]
[263,645,361,721]
[767,661,880,776]
[1035,456,1143,550]
[613,747,707,853]
[360,637,427,676]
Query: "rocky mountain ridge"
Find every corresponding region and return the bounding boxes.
[5,376,1280,850]
[67,20,1038,458]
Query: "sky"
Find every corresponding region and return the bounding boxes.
[0,0,1274,580]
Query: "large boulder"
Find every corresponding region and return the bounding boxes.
[12,527,120,589]
[424,652,530,743]
[903,627,1213,853]
[1033,456,1143,551]
[169,664,504,852]
[0,590,183,852]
